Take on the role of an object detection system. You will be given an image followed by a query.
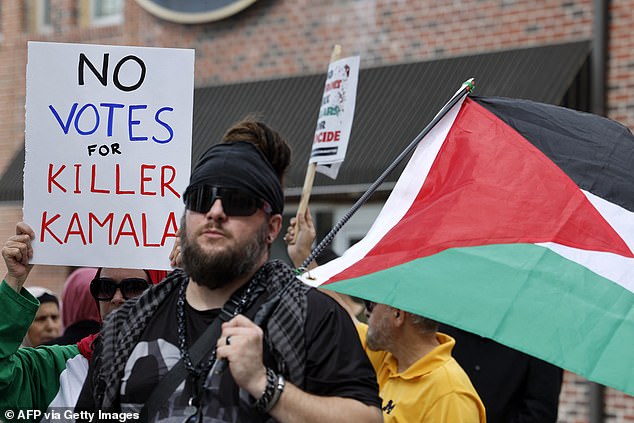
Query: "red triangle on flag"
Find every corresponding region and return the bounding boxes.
[340,98,633,278]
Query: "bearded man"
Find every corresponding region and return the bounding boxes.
[286,207,487,423]
[77,122,382,423]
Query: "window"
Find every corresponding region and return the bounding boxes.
[83,0,123,26]
[27,0,52,33]
[38,0,52,31]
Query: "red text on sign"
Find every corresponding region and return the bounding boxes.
[47,163,180,198]
[314,130,341,143]
[39,211,179,247]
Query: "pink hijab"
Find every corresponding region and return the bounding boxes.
[61,267,100,327]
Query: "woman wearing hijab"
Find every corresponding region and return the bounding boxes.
[23,287,61,347]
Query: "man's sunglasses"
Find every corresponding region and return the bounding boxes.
[364,300,376,313]
[90,277,151,301]
[184,186,272,217]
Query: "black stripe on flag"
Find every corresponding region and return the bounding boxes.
[474,96,634,212]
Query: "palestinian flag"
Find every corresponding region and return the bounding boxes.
[300,94,634,395]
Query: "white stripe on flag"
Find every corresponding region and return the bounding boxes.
[300,96,466,287]
[538,190,634,293]
[582,190,634,251]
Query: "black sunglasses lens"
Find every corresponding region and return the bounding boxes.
[120,278,151,299]
[185,186,214,214]
[222,191,259,216]
[185,186,262,217]
[91,278,116,301]
[364,300,375,313]
[91,277,149,301]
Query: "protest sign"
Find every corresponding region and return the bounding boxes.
[310,55,360,179]
[24,42,194,270]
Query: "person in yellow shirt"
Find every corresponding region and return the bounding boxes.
[286,210,486,422]
[358,300,486,422]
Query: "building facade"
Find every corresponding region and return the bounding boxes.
[0,0,632,421]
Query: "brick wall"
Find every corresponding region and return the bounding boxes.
[0,0,632,421]
[0,1,27,174]
[559,372,634,423]
[606,0,634,127]
[124,0,595,86]
[559,372,592,422]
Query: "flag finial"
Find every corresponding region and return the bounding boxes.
[463,78,475,93]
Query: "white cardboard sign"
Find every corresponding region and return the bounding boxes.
[24,42,194,270]
[310,56,360,179]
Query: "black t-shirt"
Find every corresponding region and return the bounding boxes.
[118,288,380,422]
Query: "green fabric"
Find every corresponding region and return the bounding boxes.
[0,280,80,415]
[324,243,634,396]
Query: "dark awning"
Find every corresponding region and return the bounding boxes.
[0,40,590,202]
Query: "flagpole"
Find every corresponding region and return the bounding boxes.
[299,78,476,272]
[290,45,342,245]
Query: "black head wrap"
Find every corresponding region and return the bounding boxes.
[184,141,284,214]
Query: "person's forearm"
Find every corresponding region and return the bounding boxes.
[267,382,382,423]
[2,222,36,291]
[0,282,78,411]
[288,243,316,269]
[3,275,26,293]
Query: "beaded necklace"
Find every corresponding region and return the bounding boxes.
[175,275,263,420]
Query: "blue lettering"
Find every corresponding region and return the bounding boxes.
[152,107,174,144]
[128,104,148,142]
[100,103,125,137]
[74,103,99,135]
[49,102,172,142]
[49,103,79,134]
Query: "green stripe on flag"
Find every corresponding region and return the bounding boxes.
[324,243,634,395]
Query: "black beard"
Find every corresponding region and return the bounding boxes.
[180,218,269,290]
